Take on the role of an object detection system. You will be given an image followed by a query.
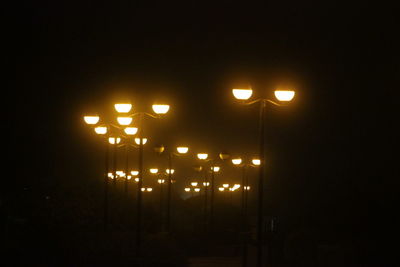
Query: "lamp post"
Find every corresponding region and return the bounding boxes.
[154,145,188,233]
[83,115,135,231]
[196,152,229,232]
[114,102,169,255]
[232,88,295,266]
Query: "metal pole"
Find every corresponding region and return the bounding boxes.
[241,165,246,230]
[257,100,266,267]
[210,164,215,232]
[104,137,109,231]
[113,140,117,187]
[204,166,208,231]
[166,153,172,232]
[125,143,129,195]
[136,114,143,255]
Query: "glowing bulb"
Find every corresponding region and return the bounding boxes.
[252,159,261,166]
[84,116,100,125]
[166,169,175,174]
[127,175,132,180]
[274,90,295,101]
[134,177,140,182]
[194,188,200,192]
[108,137,121,144]
[184,188,191,192]
[124,127,138,135]
[131,170,139,176]
[197,153,208,160]
[147,188,153,192]
[218,187,225,191]
[114,103,132,113]
[141,188,146,192]
[152,104,170,114]
[149,168,158,174]
[108,173,114,178]
[191,182,198,187]
[176,147,189,154]
[203,182,210,186]
[211,166,220,172]
[222,184,229,188]
[117,117,132,125]
[232,89,253,100]
[94,126,107,135]
[233,184,241,190]
[232,158,242,165]
[135,138,147,145]
[158,179,165,184]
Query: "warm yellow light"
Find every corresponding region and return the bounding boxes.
[117,117,132,125]
[116,171,125,177]
[134,138,148,145]
[94,126,107,135]
[245,186,251,190]
[197,153,208,160]
[194,188,200,192]
[191,182,198,187]
[176,147,189,154]
[252,159,261,166]
[232,158,242,165]
[127,175,132,180]
[108,173,114,178]
[84,116,100,125]
[166,169,175,174]
[203,182,210,186]
[232,89,253,100]
[141,188,146,192]
[108,137,121,144]
[131,170,139,176]
[135,178,140,182]
[211,166,220,172]
[147,188,153,192]
[124,127,138,135]
[149,168,158,174]
[184,188,191,192]
[222,184,229,188]
[152,104,170,114]
[158,179,165,184]
[114,103,132,113]
[218,187,225,192]
[233,184,241,190]
[274,90,295,101]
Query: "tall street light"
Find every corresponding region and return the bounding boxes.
[154,145,189,233]
[83,115,135,231]
[232,87,295,267]
[115,102,169,255]
[196,152,230,232]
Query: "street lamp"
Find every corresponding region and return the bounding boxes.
[154,144,189,232]
[114,102,169,255]
[232,86,295,266]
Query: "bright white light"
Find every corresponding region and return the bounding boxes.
[184,188,191,192]
[232,89,253,100]
[108,137,121,144]
[197,153,208,160]
[131,170,139,176]
[117,117,132,125]
[114,104,132,113]
[191,182,198,187]
[152,104,170,114]
[94,126,107,135]
[232,158,242,165]
[166,169,175,174]
[134,138,147,145]
[158,179,165,184]
[252,159,261,166]
[176,147,189,154]
[211,166,220,172]
[274,90,295,101]
[149,168,158,174]
[134,177,140,182]
[203,182,210,186]
[222,184,229,188]
[218,187,225,191]
[124,127,138,135]
[146,188,153,192]
[84,116,99,125]
[194,188,200,192]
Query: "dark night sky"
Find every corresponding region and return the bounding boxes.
[5,1,398,253]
